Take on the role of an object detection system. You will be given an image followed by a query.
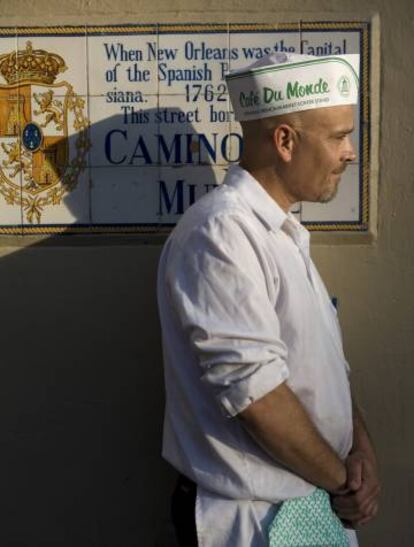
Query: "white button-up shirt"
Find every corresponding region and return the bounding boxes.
[157,165,355,546]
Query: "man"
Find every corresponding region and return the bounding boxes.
[157,53,380,546]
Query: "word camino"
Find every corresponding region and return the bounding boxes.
[105,130,242,164]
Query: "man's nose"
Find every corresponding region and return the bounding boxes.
[343,135,357,163]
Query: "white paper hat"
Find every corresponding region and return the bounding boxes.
[226,52,360,121]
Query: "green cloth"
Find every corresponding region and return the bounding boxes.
[268,488,350,546]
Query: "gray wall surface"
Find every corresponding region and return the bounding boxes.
[0,1,413,546]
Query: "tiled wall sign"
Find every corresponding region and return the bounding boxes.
[0,23,370,235]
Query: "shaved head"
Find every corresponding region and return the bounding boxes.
[241,111,303,141]
[240,106,353,144]
[239,105,356,210]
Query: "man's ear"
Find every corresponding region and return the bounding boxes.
[272,124,297,163]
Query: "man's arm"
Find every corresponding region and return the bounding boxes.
[331,399,381,526]
[238,381,347,493]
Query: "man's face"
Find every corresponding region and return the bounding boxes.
[285,105,356,204]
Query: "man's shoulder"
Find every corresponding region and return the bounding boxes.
[172,182,252,242]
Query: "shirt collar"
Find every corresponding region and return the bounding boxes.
[224,164,287,233]
[283,213,311,255]
[224,164,311,253]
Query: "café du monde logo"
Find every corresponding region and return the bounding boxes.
[337,74,351,97]
[0,41,90,223]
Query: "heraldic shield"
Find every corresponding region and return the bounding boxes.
[0,41,89,224]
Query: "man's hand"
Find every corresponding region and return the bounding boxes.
[332,450,380,527]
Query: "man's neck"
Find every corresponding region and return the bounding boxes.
[239,161,294,213]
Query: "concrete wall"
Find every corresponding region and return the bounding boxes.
[0,1,413,546]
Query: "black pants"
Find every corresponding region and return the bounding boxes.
[171,474,198,547]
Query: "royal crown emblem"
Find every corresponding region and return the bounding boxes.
[0,41,90,223]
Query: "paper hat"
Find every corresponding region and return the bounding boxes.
[226,52,360,121]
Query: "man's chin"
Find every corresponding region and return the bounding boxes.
[318,185,339,203]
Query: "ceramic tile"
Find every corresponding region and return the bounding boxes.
[158,94,231,166]
[290,202,302,219]
[0,28,18,157]
[0,197,22,230]
[0,33,23,228]
[350,105,361,163]
[0,32,18,79]
[221,128,241,166]
[0,133,26,188]
[157,30,229,94]
[0,67,24,229]
[90,166,160,224]
[228,118,244,165]
[16,31,88,97]
[300,163,360,223]
[27,90,88,136]
[0,133,23,228]
[299,30,361,56]
[0,195,22,229]
[88,94,158,167]
[21,165,91,228]
[157,165,227,224]
[229,28,301,72]
[87,30,158,96]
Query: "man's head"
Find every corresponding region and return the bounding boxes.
[226,52,359,210]
[240,105,356,207]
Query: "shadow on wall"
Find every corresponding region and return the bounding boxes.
[0,106,216,546]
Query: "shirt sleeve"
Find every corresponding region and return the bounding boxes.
[166,212,290,417]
